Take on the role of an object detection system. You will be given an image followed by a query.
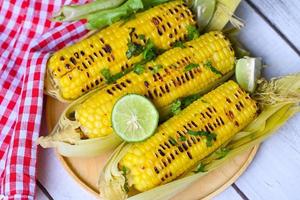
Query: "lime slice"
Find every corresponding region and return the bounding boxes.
[111,94,159,142]
[235,57,262,93]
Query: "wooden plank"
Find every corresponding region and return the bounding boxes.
[214,186,243,200]
[36,186,50,200]
[248,0,300,51]
[236,2,300,79]
[233,2,300,199]
[235,115,300,200]
[37,147,97,200]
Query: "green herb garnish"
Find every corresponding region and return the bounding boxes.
[187,130,217,147]
[184,63,199,72]
[169,136,178,145]
[204,61,222,76]
[143,39,157,61]
[171,99,182,115]
[215,147,230,159]
[170,94,202,116]
[194,163,206,173]
[138,34,145,40]
[181,94,201,108]
[126,41,143,59]
[101,68,130,84]
[121,166,129,192]
[133,63,145,75]
[151,64,163,74]
[179,136,187,142]
[187,25,200,41]
[101,68,113,84]
[172,41,186,48]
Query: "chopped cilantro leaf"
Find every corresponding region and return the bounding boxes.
[204,61,222,76]
[194,163,206,173]
[169,136,178,145]
[215,147,230,159]
[170,94,201,116]
[187,130,217,147]
[171,99,182,115]
[179,136,187,142]
[126,41,143,59]
[206,132,217,147]
[122,166,127,175]
[138,34,145,40]
[101,68,130,84]
[187,25,200,41]
[181,94,201,108]
[101,68,112,84]
[172,41,186,48]
[151,64,163,74]
[187,130,202,136]
[121,166,129,192]
[143,39,157,61]
[133,63,145,75]
[184,63,199,72]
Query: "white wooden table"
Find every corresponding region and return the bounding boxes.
[36,0,300,199]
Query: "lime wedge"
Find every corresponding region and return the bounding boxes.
[111,94,159,142]
[235,57,262,93]
[188,0,216,32]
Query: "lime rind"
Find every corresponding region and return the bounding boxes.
[111,94,159,142]
[235,57,262,93]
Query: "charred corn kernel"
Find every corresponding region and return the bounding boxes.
[47,1,195,100]
[119,81,258,191]
[75,31,235,138]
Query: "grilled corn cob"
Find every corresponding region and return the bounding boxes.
[46,1,195,100]
[119,81,258,192]
[75,31,235,138]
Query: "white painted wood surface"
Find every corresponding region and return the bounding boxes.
[36,186,49,200]
[214,186,243,200]
[236,2,300,78]
[249,0,300,50]
[37,0,300,199]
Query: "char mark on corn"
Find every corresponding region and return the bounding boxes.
[47,1,195,100]
[74,31,235,139]
[119,81,258,192]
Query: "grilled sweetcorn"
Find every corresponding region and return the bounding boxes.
[75,31,235,139]
[119,81,258,191]
[46,1,196,100]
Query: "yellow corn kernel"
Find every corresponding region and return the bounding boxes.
[120,81,258,191]
[75,31,235,138]
[47,1,195,100]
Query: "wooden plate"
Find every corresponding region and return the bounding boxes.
[46,96,258,200]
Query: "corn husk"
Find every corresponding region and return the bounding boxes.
[98,73,300,200]
[38,87,122,157]
[206,0,243,31]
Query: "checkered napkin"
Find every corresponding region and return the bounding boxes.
[0,0,88,199]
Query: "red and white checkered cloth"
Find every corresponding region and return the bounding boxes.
[0,0,89,199]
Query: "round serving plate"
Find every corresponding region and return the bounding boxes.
[46,96,258,199]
